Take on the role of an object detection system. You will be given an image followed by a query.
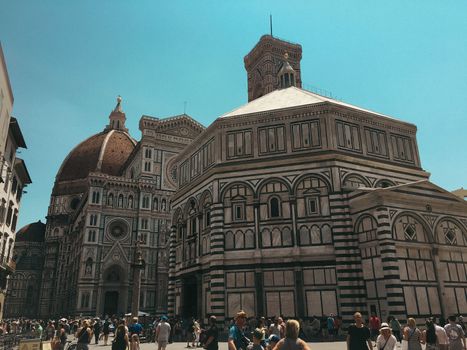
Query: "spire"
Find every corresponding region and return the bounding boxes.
[278,52,297,89]
[105,95,128,132]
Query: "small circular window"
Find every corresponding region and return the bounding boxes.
[70,197,80,210]
[108,220,127,239]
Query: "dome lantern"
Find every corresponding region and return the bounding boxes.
[105,95,128,132]
[278,52,297,89]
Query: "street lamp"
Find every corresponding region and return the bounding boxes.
[130,239,145,318]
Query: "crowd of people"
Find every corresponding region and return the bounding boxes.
[1,311,466,350]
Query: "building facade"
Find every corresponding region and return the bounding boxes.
[35,99,203,318]
[167,35,467,325]
[3,221,45,318]
[0,43,32,320]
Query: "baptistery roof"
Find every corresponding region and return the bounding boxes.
[56,129,136,183]
[16,220,46,243]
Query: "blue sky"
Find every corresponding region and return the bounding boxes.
[1,1,466,229]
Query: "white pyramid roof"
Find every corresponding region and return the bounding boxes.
[220,86,398,121]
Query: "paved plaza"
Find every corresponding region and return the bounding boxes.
[88,342,350,350]
[85,340,414,350]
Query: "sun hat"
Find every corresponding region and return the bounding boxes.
[380,322,391,331]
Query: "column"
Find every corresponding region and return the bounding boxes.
[329,193,367,324]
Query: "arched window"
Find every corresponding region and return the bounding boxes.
[225,231,234,250]
[269,197,281,218]
[436,219,466,246]
[343,175,370,189]
[153,198,159,211]
[356,215,378,243]
[85,258,93,276]
[107,193,114,206]
[91,191,100,204]
[393,214,429,243]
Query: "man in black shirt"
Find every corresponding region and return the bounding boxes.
[346,312,372,350]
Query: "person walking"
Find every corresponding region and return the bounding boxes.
[76,320,93,350]
[112,324,129,350]
[403,318,422,350]
[271,319,310,350]
[375,323,397,350]
[444,315,466,350]
[228,311,249,350]
[156,316,172,350]
[388,316,402,343]
[433,317,449,350]
[369,314,381,341]
[422,319,438,350]
[346,312,372,350]
[93,318,101,345]
[103,318,111,346]
[203,316,219,350]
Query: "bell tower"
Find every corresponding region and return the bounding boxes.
[244,35,302,102]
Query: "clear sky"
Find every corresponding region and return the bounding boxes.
[1,0,466,229]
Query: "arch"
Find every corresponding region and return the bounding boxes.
[235,230,245,249]
[104,265,125,282]
[107,193,114,206]
[310,225,321,244]
[85,258,93,276]
[153,197,159,211]
[342,173,371,189]
[292,173,332,194]
[127,195,134,208]
[299,225,310,246]
[198,189,213,210]
[374,179,396,188]
[245,229,255,249]
[321,224,332,244]
[172,207,182,223]
[392,212,433,243]
[183,197,198,217]
[225,230,234,250]
[434,217,467,246]
[257,177,292,196]
[355,214,378,243]
[220,181,255,202]
[161,198,167,211]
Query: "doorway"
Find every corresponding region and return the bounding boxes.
[104,291,119,317]
[182,276,198,318]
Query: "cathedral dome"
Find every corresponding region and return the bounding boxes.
[16,220,46,243]
[56,129,136,182]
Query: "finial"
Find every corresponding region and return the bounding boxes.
[114,95,122,112]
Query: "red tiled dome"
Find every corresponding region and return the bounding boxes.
[56,130,136,182]
[16,221,46,242]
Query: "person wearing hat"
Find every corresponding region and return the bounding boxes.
[375,323,397,350]
[228,311,249,350]
[156,316,171,350]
